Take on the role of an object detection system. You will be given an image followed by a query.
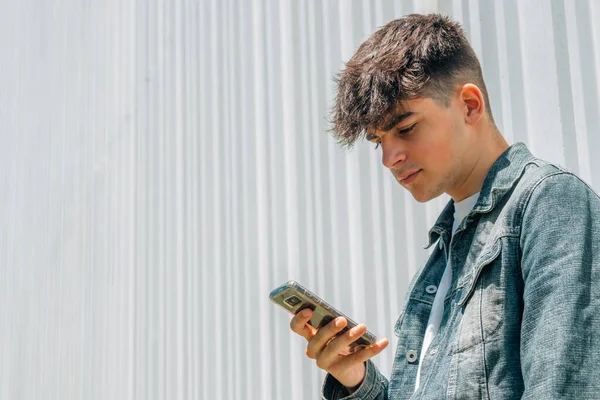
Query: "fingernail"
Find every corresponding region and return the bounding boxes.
[335,318,343,327]
[302,309,311,317]
[351,325,364,335]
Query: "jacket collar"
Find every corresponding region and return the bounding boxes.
[426,142,536,248]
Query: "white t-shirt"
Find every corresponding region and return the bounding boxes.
[414,192,480,391]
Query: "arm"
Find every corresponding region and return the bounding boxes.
[520,172,600,398]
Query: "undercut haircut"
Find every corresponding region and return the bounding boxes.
[331,14,494,147]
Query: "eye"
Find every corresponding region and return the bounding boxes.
[396,123,417,136]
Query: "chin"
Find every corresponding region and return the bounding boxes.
[411,194,433,203]
[408,187,444,203]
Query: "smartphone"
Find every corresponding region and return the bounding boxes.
[269,280,377,351]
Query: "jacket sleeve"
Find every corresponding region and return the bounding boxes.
[519,172,600,398]
[321,360,389,400]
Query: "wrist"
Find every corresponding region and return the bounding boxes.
[341,362,366,394]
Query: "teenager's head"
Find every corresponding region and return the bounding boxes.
[332,14,504,202]
[332,13,494,146]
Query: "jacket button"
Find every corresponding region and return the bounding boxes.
[406,350,418,363]
[426,285,437,294]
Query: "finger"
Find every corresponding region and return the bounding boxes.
[305,317,348,359]
[328,338,390,374]
[290,309,316,341]
[318,323,368,361]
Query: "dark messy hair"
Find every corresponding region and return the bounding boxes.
[331,14,494,147]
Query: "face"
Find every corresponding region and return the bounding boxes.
[366,95,476,202]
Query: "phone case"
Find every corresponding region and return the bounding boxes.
[269,280,377,349]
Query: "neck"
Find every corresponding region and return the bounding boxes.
[450,128,509,202]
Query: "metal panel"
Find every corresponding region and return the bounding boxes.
[1,0,599,399]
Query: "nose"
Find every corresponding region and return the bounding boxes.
[381,139,407,169]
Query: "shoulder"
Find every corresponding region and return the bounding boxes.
[508,159,599,214]
[491,158,600,239]
[520,161,599,209]
[512,161,600,243]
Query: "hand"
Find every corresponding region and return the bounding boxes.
[289,309,389,390]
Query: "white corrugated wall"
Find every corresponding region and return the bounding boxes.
[1,0,599,399]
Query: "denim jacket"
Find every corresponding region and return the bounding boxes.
[323,143,600,399]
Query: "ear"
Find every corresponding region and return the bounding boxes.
[459,84,485,125]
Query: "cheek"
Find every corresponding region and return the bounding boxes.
[421,138,455,171]
[430,121,461,167]
[410,114,459,169]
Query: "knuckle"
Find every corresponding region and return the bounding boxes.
[289,319,301,333]
[305,346,315,360]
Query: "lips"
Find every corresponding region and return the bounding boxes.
[397,169,421,185]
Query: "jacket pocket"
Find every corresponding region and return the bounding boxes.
[453,239,505,353]
[456,239,502,307]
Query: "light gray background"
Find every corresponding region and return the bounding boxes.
[2,0,599,399]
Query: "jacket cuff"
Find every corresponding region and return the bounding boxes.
[321,360,387,400]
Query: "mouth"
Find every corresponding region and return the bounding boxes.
[397,169,422,186]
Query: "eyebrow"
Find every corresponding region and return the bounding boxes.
[381,111,415,131]
[366,111,416,141]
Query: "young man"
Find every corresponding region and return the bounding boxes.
[289,14,600,399]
